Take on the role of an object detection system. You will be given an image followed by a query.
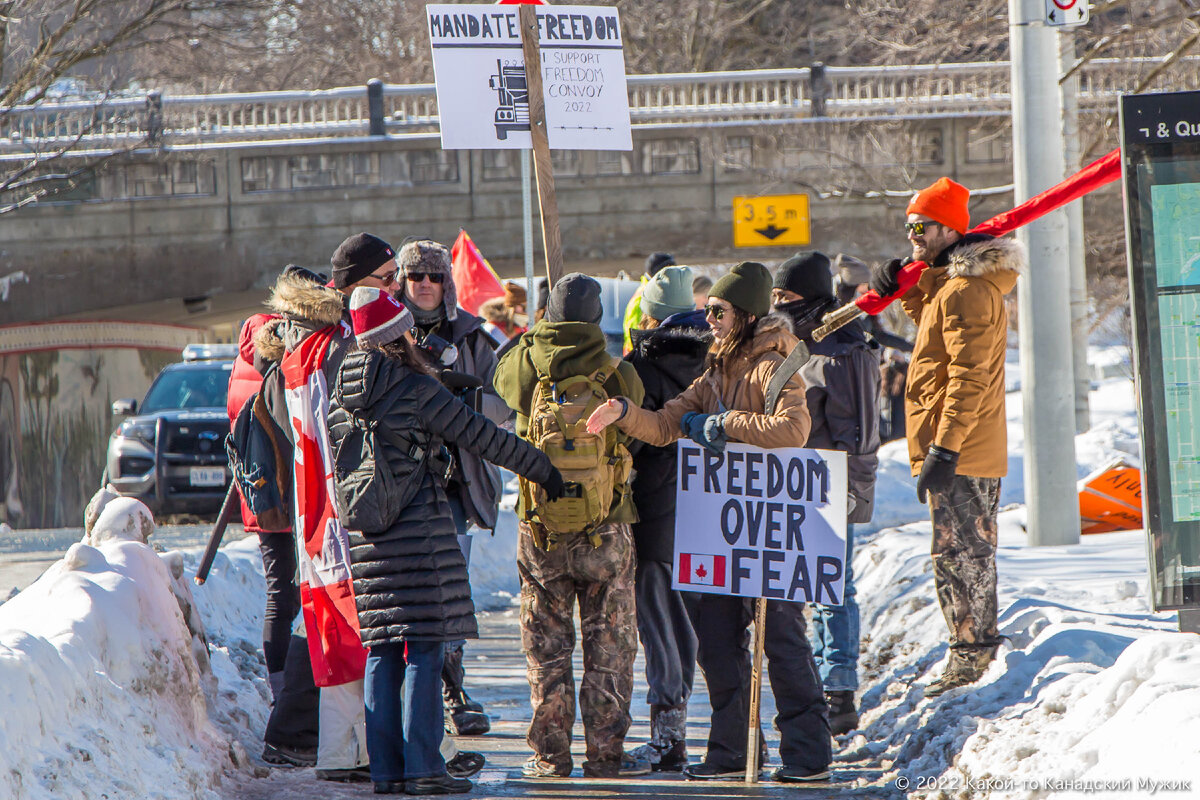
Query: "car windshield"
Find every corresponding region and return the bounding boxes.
[141,365,230,414]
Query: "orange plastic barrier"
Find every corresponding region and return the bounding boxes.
[1078,458,1143,534]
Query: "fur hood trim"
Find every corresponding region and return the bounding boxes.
[253,318,287,363]
[633,323,712,360]
[947,236,1026,279]
[266,270,344,326]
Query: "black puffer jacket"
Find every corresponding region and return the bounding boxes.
[330,348,555,646]
[626,316,711,563]
[779,296,882,524]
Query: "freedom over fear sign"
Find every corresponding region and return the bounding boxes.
[427,4,632,151]
[672,443,848,605]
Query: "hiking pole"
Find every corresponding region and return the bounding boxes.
[194,483,239,585]
[745,596,768,783]
[812,147,1122,342]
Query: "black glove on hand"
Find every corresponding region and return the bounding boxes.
[916,445,959,504]
[541,468,566,502]
[869,258,904,298]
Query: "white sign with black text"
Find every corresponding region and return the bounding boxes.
[427,4,632,151]
[672,442,848,605]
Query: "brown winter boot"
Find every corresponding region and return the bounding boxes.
[629,704,688,772]
[926,645,997,697]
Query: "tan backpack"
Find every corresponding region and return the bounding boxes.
[520,357,632,548]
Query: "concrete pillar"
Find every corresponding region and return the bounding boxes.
[1009,0,1081,546]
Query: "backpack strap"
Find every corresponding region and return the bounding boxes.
[764,342,811,416]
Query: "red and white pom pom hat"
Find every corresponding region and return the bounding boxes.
[349,286,415,347]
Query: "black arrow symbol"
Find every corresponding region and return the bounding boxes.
[755,224,790,240]
[1048,9,1057,21]
[1077,7,1084,17]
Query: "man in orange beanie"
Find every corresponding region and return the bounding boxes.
[869,177,1026,696]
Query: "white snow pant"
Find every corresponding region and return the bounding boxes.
[315,678,459,769]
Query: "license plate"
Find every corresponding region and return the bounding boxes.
[190,467,226,487]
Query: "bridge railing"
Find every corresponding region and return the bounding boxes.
[1,55,1196,152]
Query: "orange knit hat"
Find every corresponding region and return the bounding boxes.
[906,177,970,234]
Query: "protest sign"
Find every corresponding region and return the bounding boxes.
[672,442,848,605]
[427,4,632,151]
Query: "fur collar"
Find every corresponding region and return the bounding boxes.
[266,270,345,327]
[632,324,711,360]
[253,318,287,363]
[947,235,1026,279]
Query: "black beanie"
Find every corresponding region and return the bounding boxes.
[536,278,549,313]
[283,264,329,286]
[546,273,603,325]
[331,232,395,289]
[773,251,834,300]
[710,261,772,319]
[645,252,676,277]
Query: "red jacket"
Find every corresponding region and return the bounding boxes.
[227,313,286,532]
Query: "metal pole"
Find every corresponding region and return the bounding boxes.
[522,149,535,303]
[1009,0,1081,546]
[1058,32,1092,434]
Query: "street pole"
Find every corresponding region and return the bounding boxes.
[1058,30,1092,434]
[1009,0,1081,546]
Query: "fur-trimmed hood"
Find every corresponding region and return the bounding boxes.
[630,322,711,361]
[945,234,1025,291]
[743,312,798,361]
[266,270,345,327]
[253,317,288,364]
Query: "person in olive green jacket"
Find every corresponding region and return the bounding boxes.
[493,273,647,780]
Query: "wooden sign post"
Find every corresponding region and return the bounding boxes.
[518,4,565,287]
[745,596,767,783]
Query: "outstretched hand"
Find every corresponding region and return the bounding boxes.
[586,398,623,434]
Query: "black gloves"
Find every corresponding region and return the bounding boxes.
[916,445,959,504]
[541,468,566,502]
[869,257,910,298]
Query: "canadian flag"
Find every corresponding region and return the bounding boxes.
[678,553,727,587]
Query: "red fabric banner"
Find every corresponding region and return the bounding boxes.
[281,324,368,687]
[855,148,1122,316]
[451,230,506,317]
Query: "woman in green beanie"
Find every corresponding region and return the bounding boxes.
[586,261,832,784]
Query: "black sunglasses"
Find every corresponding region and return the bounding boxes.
[406,272,445,284]
[904,220,942,236]
[370,269,398,286]
[703,304,727,321]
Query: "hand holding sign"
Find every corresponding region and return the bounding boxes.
[586,398,624,434]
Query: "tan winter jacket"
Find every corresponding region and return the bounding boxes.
[618,315,811,449]
[900,235,1024,478]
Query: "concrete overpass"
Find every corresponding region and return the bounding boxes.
[2,57,1184,332]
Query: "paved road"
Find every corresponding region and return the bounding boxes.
[223,612,890,800]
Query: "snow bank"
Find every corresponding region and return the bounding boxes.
[0,494,250,800]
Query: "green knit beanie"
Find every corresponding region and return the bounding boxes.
[710,261,772,319]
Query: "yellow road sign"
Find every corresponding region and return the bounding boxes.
[733,194,811,248]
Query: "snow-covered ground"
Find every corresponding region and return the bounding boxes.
[3,366,1199,798]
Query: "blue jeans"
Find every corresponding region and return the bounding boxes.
[364,640,446,781]
[810,523,860,692]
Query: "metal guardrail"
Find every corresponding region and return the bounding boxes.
[2,56,1198,152]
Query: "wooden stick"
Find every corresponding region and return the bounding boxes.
[518,4,565,287]
[746,596,768,783]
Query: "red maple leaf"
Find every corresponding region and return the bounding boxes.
[695,563,708,579]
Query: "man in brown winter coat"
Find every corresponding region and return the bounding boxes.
[869,178,1025,696]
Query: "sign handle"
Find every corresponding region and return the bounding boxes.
[745,596,768,783]
[518,4,565,287]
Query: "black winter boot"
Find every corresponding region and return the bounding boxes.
[629,704,688,772]
[442,642,490,735]
[824,690,859,736]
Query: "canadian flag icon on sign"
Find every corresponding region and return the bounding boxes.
[678,553,727,587]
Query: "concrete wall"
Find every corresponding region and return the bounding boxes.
[0,117,1016,324]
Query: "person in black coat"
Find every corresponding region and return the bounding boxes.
[624,266,711,772]
[329,287,563,796]
[772,251,882,738]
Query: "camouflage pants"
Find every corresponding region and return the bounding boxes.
[518,521,636,771]
[929,476,1002,649]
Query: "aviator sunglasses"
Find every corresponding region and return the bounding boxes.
[903,220,943,236]
[704,304,728,321]
[406,272,446,284]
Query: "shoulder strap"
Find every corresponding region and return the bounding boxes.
[764,342,811,416]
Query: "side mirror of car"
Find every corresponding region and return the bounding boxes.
[112,398,138,416]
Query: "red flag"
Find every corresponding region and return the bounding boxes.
[677,553,727,587]
[281,323,368,687]
[452,230,506,317]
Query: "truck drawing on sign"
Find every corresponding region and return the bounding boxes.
[488,60,530,140]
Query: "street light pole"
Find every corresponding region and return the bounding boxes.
[1009,0,1081,546]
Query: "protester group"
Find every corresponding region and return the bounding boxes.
[223,175,1024,794]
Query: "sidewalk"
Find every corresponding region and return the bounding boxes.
[225,611,886,798]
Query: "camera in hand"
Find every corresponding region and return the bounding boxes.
[418,332,459,367]
[440,370,483,413]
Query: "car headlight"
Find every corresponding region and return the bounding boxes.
[118,419,157,445]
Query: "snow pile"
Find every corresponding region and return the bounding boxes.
[0,493,250,800]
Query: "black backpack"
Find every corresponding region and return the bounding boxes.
[225,380,292,532]
[331,385,453,535]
